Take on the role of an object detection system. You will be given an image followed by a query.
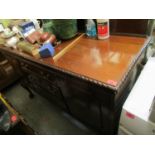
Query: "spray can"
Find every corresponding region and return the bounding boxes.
[97,19,109,40]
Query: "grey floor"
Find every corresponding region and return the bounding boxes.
[3,82,95,135]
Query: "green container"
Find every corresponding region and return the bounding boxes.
[43,19,77,40]
[43,20,54,33]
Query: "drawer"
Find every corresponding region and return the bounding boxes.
[20,61,57,83]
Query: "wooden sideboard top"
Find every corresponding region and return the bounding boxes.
[0,34,149,89]
[53,35,147,87]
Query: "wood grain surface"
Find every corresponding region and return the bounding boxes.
[54,35,146,86]
[0,34,147,87]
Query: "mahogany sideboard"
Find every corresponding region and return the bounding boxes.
[0,34,151,134]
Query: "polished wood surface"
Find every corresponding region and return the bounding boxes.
[53,34,85,61]
[0,35,147,88]
[53,35,146,87]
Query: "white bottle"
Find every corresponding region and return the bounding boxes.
[28,19,40,30]
[97,19,109,40]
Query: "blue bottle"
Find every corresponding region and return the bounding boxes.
[86,19,97,37]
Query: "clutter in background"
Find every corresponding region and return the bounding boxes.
[0,19,78,59]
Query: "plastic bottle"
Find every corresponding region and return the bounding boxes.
[86,19,97,37]
[97,19,109,39]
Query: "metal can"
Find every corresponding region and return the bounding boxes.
[17,41,40,58]
[97,19,109,40]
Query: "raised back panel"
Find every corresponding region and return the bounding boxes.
[110,19,150,36]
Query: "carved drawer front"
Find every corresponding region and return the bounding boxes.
[20,62,43,76]
[20,61,57,83]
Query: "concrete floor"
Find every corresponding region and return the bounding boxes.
[2,82,96,135]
